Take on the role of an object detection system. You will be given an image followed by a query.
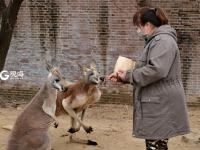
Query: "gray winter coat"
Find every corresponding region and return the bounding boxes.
[124,25,190,139]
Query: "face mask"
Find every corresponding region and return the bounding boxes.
[136,28,148,40]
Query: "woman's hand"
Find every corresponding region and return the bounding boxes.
[106,72,118,82]
[106,70,127,83]
[117,70,127,81]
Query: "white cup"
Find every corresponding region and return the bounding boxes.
[114,56,135,73]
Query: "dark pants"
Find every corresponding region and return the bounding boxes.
[145,139,168,150]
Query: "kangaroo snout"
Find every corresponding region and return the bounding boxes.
[61,86,68,92]
[99,76,105,82]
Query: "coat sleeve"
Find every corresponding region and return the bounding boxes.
[124,39,176,87]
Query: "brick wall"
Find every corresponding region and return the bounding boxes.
[1,0,200,105]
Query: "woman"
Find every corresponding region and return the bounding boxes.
[107,7,190,150]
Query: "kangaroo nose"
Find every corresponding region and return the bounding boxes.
[99,76,105,81]
[62,86,68,92]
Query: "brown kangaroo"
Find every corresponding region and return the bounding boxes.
[56,63,104,145]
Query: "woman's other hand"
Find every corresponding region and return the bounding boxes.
[117,70,127,81]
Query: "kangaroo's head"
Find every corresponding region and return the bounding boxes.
[46,62,69,92]
[82,63,105,85]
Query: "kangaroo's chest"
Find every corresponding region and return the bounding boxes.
[71,89,101,109]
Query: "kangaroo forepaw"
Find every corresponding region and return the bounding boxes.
[68,128,79,133]
[85,126,93,134]
[54,122,59,128]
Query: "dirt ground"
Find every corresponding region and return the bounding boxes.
[0,104,199,150]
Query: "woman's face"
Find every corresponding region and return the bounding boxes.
[137,22,155,37]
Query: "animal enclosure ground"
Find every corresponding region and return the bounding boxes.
[0,104,199,150]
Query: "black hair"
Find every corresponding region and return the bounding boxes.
[133,7,168,27]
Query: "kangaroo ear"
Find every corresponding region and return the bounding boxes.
[45,60,53,72]
[83,66,90,75]
[90,62,97,71]
[52,59,59,69]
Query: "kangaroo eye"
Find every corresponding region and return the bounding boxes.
[55,79,60,82]
[89,72,94,76]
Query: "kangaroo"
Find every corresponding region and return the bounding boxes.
[56,63,105,145]
[6,64,69,150]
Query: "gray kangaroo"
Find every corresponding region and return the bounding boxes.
[6,65,69,150]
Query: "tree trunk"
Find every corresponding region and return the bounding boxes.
[0,0,6,13]
[0,0,24,71]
